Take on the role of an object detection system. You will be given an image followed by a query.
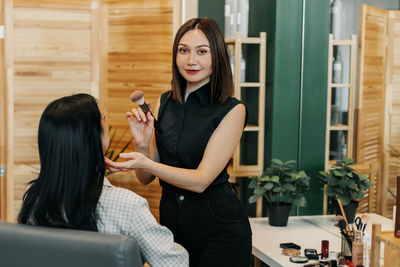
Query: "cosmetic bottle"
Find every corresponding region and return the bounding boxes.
[352,230,364,266]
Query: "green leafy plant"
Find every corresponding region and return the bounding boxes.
[248,159,311,207]
[318,158,373,206]
[104,126,132,176]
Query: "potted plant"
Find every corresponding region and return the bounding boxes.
[248,159,311,226]
[318,158,373,223]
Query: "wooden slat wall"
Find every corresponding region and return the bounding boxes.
[386,11,400,218]
[106,0,174,128]
[356,5,388,215]
[105,0,176,222]
[0,0,6,220]
[5,0,179,222]
[353,163,378,213]
[14,0,91,9]
[10,2,97,219]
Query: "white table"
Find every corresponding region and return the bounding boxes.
[250,214,394,267]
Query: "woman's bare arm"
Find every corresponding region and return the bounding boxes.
[106,104,246,193]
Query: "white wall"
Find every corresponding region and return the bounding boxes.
[182,0,198,24]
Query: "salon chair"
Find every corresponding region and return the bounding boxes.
[0,221,142,267]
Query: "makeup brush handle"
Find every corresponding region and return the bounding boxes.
[337,199,352,236]
[138,104,163,134]
[139,104,151,113]
[362,224,367,232]
[344,236,353,253]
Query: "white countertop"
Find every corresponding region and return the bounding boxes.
[250,213,394,267]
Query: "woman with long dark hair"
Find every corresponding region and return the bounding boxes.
[106,18,252,266]
[18,93,188,267]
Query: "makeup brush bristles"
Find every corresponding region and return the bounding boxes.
[130,90,144,105]
[361,214,369,232]
[361,214,369,224]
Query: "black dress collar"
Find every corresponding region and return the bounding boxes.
[185,82,211,107]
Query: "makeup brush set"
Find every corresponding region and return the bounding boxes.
[335,199,369,257]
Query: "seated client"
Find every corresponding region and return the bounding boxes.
[18,93,188,267]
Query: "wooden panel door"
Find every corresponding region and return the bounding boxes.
[5,0,102,221]
[356,4,388,214]
[385,11,400,218]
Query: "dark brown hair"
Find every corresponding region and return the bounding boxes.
[171,18,234,104]
[18,94,104,231]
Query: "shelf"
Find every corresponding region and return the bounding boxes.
[244,124,259,131]
[329,83,352,88]
[324,34,357,215]
[226,32,266,181]
[228,165,263,178]
[330,39,356,46]
[225,37,264,45]
[329,124,349,131]
[327,160,371,170]
[239,82,261,87]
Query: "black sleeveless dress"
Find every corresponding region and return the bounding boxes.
[155,82,252,267]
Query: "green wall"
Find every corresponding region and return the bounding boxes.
[198,0,224,30]
[199,0,329,215]
[299,0,330,214]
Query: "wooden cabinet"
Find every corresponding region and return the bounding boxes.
[371,223,400,267]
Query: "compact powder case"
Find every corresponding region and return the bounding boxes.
[289,255,309,264]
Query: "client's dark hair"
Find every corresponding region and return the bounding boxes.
[18,93,105,231]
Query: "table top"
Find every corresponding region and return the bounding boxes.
[249,213,394,267]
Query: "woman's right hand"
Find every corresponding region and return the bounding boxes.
[104,152,150,172]
[126,104,154,151]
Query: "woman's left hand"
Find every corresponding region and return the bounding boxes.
[104,152,149,172]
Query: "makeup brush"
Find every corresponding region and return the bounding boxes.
[338,219,347,231]
[338,219,350,239]
[337,199,352,239]
[130,90,163,135]
[361,214,369,232]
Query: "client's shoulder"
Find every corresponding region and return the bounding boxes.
[100,179,148,209]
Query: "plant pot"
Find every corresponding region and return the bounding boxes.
[334,200,359,224]
[266,202,292,227]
